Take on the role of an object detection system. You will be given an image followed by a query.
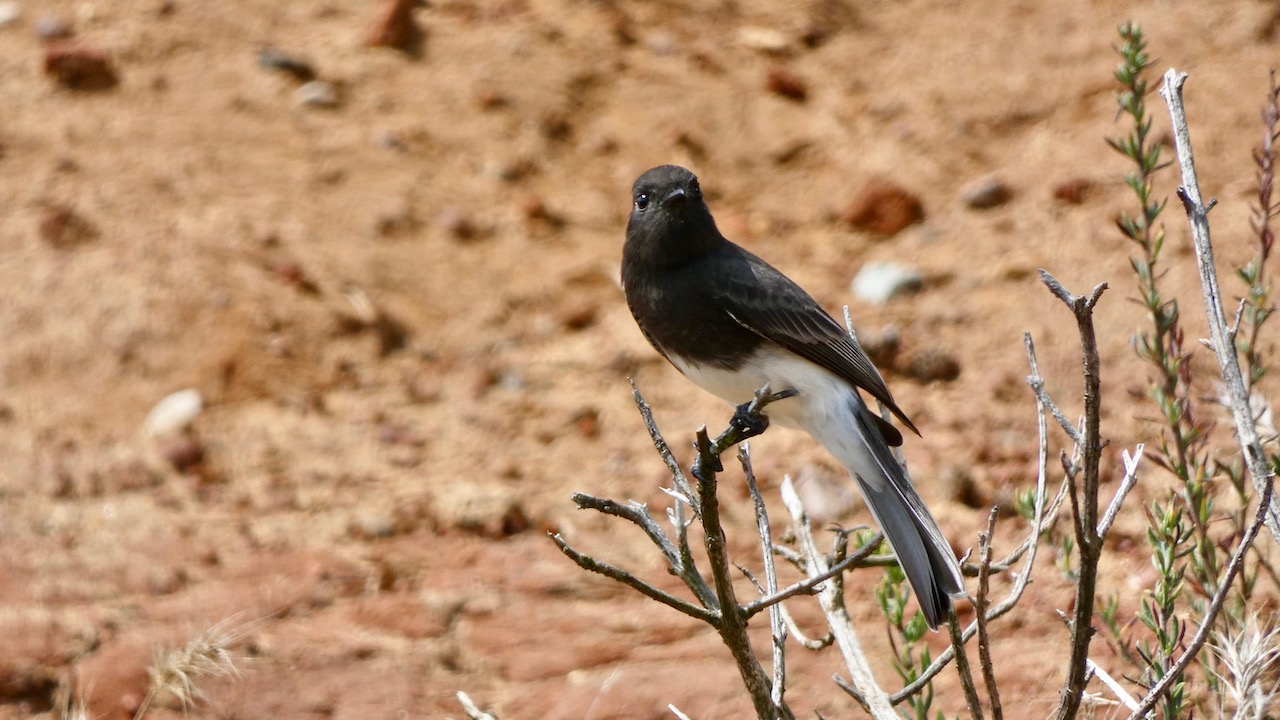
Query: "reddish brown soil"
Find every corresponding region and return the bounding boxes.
[3,1,1280,718]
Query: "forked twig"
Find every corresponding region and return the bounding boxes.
[554,384,797,720]
[781,476,897,719]
[1159,69,1280,543]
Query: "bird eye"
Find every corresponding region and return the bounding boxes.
[689,179,702,199]
[634,193,650,212]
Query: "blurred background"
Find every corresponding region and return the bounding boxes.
[2,0,1278,717]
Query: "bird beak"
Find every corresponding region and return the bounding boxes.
[662,187,687,207]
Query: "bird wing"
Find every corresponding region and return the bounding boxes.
[709,246,920,441]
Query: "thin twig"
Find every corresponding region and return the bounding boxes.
[1086,659,1142,713]
[551,533,717,623]
[781,476,897,719]
[889,359,1062,704]
[975,508,1004,720]
[1035,271,1108,720]
[570,493,718,609]
[1159,69,1280,543]
[741,443,787,711]
[833,675,873,715]
[457,692,499,720]
[1026,377,1084,445]
[778,602,833,650]
[1098,444,1144,539]
[691,391,797,720]
[947,605,985,720]
[631,379,701,517]
[743,535,884,618]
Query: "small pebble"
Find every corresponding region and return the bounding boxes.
[35,14,72,40]
[436,208,475,240]
[519,195,563,226]
[857,325,901,368]
[571,407,600,439]
[144,388,203,437]
[765,67,808,102]
[645,30,677,55]
[374,130,407,151]
[1053,178,1092,205]
[792,464,857,523]
[851,262,923,305]
[436,487,530,538]
[559,301,597,331]
[497,370,526,393]
[737,26,790,54]
[376,422,425,448]
[349,512,396,539]
[158,435,204,472]
[272,261,320,294]
[39,204,94,248]
[44,42,117,90]
[960,174,1012,209]
[482,157,534,182]
[940,466,987,509]
[473,87,509,111]
[902,347,961,383]
[0,1,21,27]
[295,80,338,108]
[366,0,420,51]
[840,179,924,236]
[257,46,315,82]
[372,197,417,237]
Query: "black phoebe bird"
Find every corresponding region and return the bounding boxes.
[621,164,964,628]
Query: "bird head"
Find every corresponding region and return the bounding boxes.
[624,165,722,269]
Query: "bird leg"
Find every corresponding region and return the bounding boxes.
[730,402,771,439]
[730,387,799,442]
[695,387,799,478]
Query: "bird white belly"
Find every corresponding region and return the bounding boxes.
[668,345,853,432]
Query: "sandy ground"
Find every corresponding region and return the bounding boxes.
[3,0,1280,718]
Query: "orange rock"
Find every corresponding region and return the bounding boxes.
[840,179,925,236]
[366,0,421,51]
[765,66,808,101]
[44,42,117,90]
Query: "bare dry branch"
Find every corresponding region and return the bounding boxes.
[569,493,718,609]
[781,476,897,719]
[1098,444,1144,539]
[1033,272,1109,720]
[891,352,1061,703]
[976,508,1004,720]
[741,443,787,710]
[947,606,985,720]
[1086,660,1141,714]
[631,379,700,518]
[457,692,499,720]
[743,534,883,618]
[1158,69,1280,543]
[551,533,717,623]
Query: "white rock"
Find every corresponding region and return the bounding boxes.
[737,26,791,54]
[960,174,1011,209]
[851,262,923,305]
[145,388,203,437]
[295,80,338,108]
[0,1,21,26]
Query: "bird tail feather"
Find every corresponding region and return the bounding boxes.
[843,406,965,630]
